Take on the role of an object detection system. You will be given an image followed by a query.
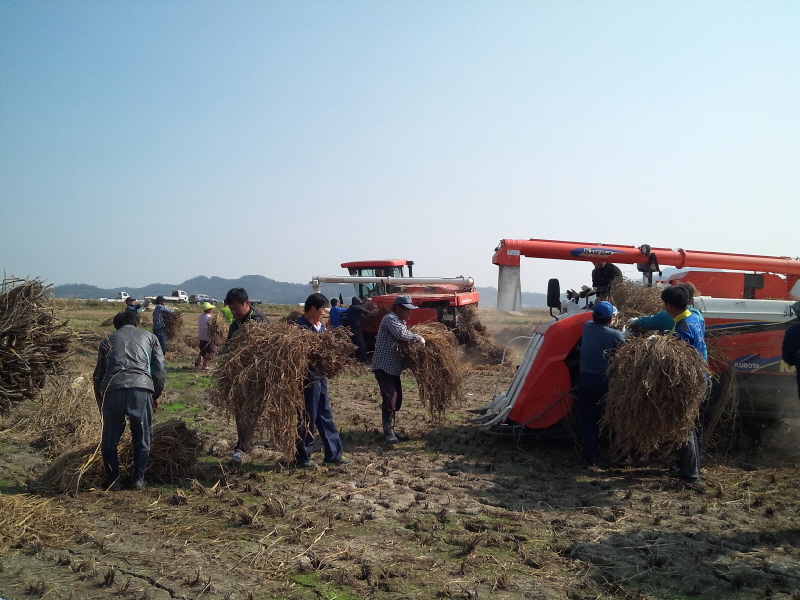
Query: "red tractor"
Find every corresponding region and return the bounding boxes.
[311,259,479,347]
[473,238,800,433]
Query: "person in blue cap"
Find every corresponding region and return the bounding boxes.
[342,296,370,363]
[371,295,426,443]
[577,300,625,466]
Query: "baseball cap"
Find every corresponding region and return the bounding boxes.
[393,295,418,310]
[126,297,136,302]
[593,301,617,319]
[156,295,165,303]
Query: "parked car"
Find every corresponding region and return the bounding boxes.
[190,294,212,305]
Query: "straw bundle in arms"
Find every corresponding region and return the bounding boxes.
[211,321,355,459]
[399,322,465,423]
[601,335,709,458]
[163,309,184,341]
[0,277,74,415]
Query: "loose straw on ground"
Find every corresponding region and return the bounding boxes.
[0,494,84,554]
[399,322,465,423]
[211,321,356,459]
[0,277,74,416]
[601,335,709,459]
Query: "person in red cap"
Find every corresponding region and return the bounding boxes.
[371,295,426,443]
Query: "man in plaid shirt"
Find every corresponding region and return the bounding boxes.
[372,296,426,443]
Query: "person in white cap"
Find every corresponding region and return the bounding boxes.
[371,295,426,443]
[196,302,216,371]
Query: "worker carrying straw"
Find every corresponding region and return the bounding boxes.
[372,295,426,443]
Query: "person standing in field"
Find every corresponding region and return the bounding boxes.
[294,293,349,467]
[371,295,426,444]
[151,295,174,355]
[93,310,165,490]
[220,302,234,324]
[125,296,144,314]
[327,297,346,328]
[342,296,370,363]
[224,287,268,466]
[195,302,216,371]
[661,284,707,486]
[577,301,625,466]
[781,300,800,402]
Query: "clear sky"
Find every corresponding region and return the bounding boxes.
[1,1,798,297]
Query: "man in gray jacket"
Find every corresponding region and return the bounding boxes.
[93,310,166,490]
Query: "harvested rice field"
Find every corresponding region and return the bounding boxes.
[1,301,799,600]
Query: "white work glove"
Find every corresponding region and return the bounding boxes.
[417,335,426,345]
[627,317,638,326]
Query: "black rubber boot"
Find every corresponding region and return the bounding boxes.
[132,449,148,490]
[382,411,399,444]
[391,412,409,441]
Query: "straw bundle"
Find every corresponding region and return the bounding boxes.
[101,315,114,327]
[206,311,229,344]
[163,309,184,341]
[0,277,74,415]
[457,304,509,366]
[0,494,84,554]
[211,321,356,459]
[399,323,466,423]
[34,419,201,494]
[606,278,664,324]
[12,373,101,458]
[601,335,710,458]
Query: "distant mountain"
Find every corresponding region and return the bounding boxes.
[54,278,548,308]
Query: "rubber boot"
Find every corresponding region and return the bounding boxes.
[382,411,399,444]
[391,412,409,442]
[131,449,149,490]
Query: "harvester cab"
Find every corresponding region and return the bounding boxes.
[473,238,800,434]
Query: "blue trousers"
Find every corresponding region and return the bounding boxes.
[295,376,342,464]
[100,388,153,482]
[577,372,608,460]
[153,327,168,354]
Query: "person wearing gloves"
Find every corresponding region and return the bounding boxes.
[371,295,425,443]
[124,296,145,314]
[591,261,622,297]
[577,301,625,466]
[93,310,166,490]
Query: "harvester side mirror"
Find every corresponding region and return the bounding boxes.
[547,279,561,318]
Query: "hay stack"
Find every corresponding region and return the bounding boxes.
[163,309,184,341]
[212,321,356,459]
[206,311,229,344]
[601,335,710,458]
[0,494,84,554]
[457,304,509,366]
[100,315,114,327]
[0,277,74,416]
[34,419,201,495]
[12,373,101,458]
[399,323,465,423]
[606,278,664,324]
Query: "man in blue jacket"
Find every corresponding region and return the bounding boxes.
[93,310,166,490]
[781,300,800,402]
[577,301,625,465]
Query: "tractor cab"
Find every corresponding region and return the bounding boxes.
[341,260,413,299]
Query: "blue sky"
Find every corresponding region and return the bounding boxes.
[1,1,798,297]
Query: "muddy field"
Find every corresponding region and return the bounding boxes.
[1,303,799,600]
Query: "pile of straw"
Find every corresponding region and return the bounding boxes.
[101,312,151,328]
[163,309,184,341]
[457,304,508,366]
[0,277,74,416]
[0,494,84,554]
[211,321,356,458]
[399,323,465,423]
[606,278,664,324]
[206,311,229,344]
[601,335,710,458]
[100,315,115,327]
[12,373,101,458]
[33,419,201,495]
[361,308,390,331]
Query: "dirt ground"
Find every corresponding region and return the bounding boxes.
[1,304,799,600]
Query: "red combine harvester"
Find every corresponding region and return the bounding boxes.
[473,238,800,433]
[310,260,479,346]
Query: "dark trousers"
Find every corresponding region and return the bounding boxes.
[100,388,153,482]
[374,369,403,413]
[577,372,608,460]
[295,376,342,464]
[678,424,702,483]
[153,327,168,354]
[351,329,367,363]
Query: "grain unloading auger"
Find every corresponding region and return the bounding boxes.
[473,238,800,433]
